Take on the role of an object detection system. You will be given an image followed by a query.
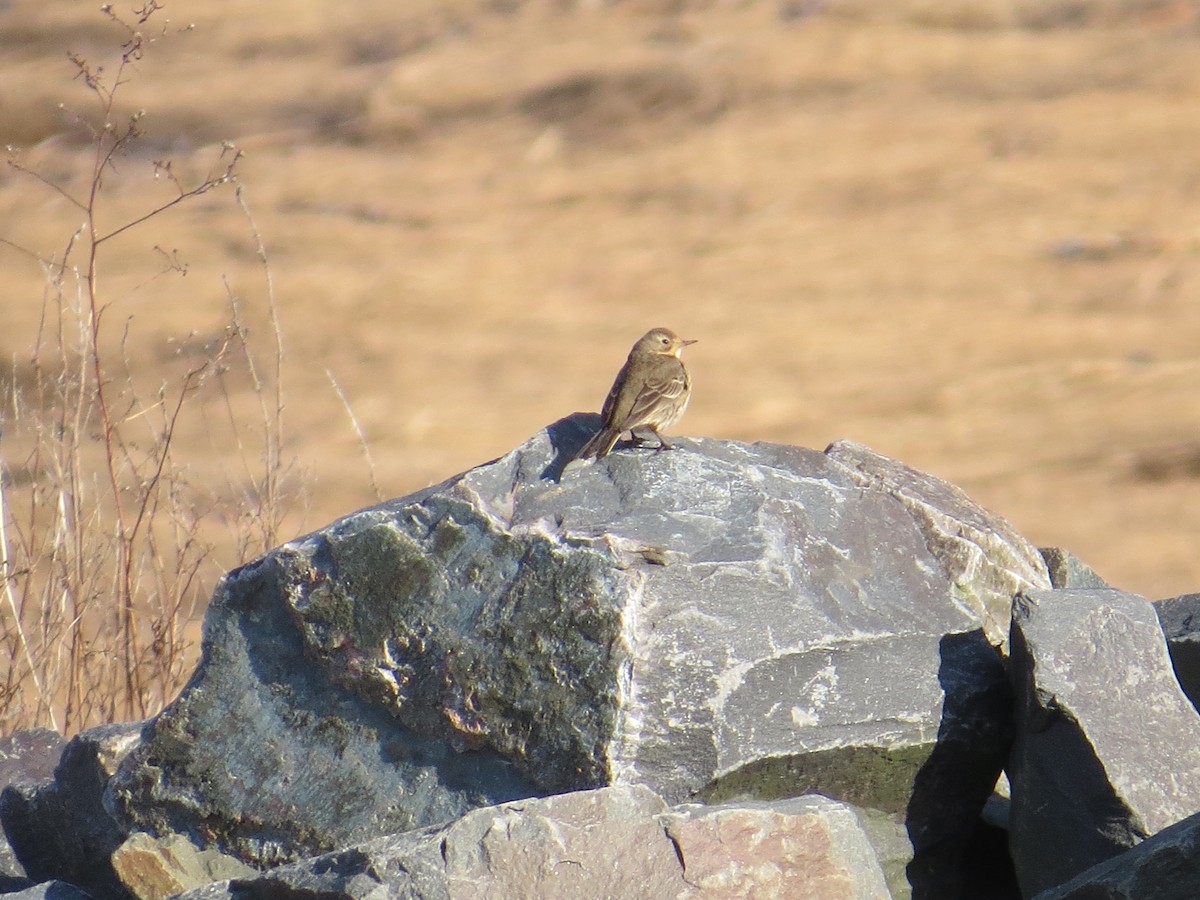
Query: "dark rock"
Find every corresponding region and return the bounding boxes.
[1154,592,1200,711]
[1008,588,1200,897]
[177,786,893,900]
[1032,808,1200,900]
[0,728,65,881]
[0,723,142,900]
[107,421,1047,870]
[980,789,1010,830]
[108,547,540,867]
[1040,547,1110,590]
[903,631,1013,900]
[0,729,65,790]
[959,812,1021,900]
[964,780,1022,899]
[0,873,34,893]
[1,882,95,900]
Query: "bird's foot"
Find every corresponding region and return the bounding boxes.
[629,431,675,452]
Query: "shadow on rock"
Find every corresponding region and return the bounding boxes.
[540,412,601,481]
[906,629,1016,900]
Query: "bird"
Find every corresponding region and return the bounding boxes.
[576,327,697,461]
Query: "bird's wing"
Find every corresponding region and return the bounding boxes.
[624,362,688,425]
[598,357,636,423]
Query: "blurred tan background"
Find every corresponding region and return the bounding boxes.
[3,0,1200,601]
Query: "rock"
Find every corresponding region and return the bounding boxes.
[110,833,256,900]
[1153,592,1200,711]
[826,440,1050,648]
[0,728,65,882]
[899,630,1013,899]
[106,420,1045,872]
[108,547,540,868]
[1008,588,1200,896]
[1039,548,1110,590]
[0,722,142,900]
[958,815,1021,900]
[851,807,914,899]
[0,870,33,893]
[663,794,892,899]
[1032,808,1200,900]
[177,785,893,900]
[0,728,65,792]
[953,781,1021,900]
[980,788,1010,830]
[1,881,96,900]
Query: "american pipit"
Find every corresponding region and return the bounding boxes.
[576,327,697,460]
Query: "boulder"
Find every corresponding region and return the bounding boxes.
[176,785,892,900]
[0,722,142,900]
[1008,588,1200,896]
[1153,592,1200,711]
[0,728,65,884]
[1032,808,1200,900]
[104,420,1046,872]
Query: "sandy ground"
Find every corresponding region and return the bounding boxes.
[3,0,1200,608]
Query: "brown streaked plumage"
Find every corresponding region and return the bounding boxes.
[577,327,697,461]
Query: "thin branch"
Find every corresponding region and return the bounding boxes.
[0,438,58,732]
[5,159,88,213]
[233,184,289,547]
[95,152,240,245]
[328,370,383,502]
[0,236,65,271]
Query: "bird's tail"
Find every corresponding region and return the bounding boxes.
[576,427,620,460]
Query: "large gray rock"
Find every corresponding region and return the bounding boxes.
[825,440,1048,648]
[0,722,142,900]
[0,728,65,883]
[1033,808,1200,900]
[177,785,892,900]
[1008,588,1200,897]
[106,419,1048,869]
[1154,592,1200,711]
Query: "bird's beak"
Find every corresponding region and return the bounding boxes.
[682,338,698,346]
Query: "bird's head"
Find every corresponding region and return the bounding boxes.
[637,327,698,358]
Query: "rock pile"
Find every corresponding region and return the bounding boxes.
[3,416,1199,899]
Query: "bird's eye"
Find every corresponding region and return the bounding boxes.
[660,336,669,344]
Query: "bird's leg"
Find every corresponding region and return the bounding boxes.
[629,429,659,449]
[630,428,679,452]
[649,428,675,452]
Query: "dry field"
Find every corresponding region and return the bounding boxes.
[3,0,1200,729]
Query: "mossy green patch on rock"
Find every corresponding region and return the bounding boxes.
[700,744,932,815]
[331,522,446,643]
